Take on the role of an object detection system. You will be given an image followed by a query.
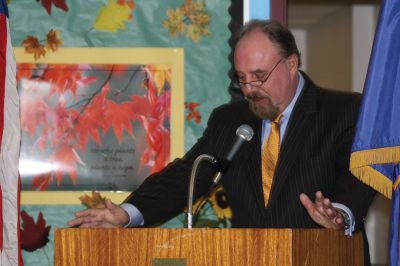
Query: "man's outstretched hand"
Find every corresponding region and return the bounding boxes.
[299,191,345,230]
[67,199,130,228]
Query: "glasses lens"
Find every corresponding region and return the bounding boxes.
[231,76,241,88]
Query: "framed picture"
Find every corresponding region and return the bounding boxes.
[15,48,184,196]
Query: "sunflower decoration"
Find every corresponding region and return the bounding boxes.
[209,185,232,220]
[183,184,232,228]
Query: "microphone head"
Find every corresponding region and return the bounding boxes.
[236,124,254,142]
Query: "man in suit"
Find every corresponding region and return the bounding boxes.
[68,19,375,254]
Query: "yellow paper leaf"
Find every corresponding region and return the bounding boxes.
[94,0,132,32]
[79,191,107,209]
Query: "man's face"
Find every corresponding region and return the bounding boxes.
[234,30,299,120]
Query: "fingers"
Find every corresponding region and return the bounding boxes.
[67,208,106,228]
[334,215,344,226]
[105,198,116,210]
[67,214,107,228]
[299,191,345,230]
[67,218,83,227]
[299,193,313,211]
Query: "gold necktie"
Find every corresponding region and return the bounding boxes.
[262,115,282,207]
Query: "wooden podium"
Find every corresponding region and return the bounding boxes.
[54,228,363,266]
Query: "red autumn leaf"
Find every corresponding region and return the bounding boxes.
[43,64,84,97]
[36,129,50,151]
[51,145,83,184]
[20,95,50,137]
[137,116,170,173]
[71,83,109,150]
[186,109,201,124]
[76,76,98,88]
[131,92,170,125]
[16,63,36,81]
[40,0,69,15]
[142,68,158,104]
[153,91,170,121]
[32,172,53,191]
[130,95,152,118]
[151,128,170,173]
[73,108,103,151]
[20,211,51,252]
[103,100,134,143]
[185,101,201,124]
[185,101,200,110]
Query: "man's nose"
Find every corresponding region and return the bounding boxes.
[240,83,252,94]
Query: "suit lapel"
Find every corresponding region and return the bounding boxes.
[267,77,318,206]
[243,117,266,210]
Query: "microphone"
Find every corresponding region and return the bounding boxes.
[211,124,254,186]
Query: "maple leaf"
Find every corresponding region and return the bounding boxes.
[16,63,36,82]
[153,91,171,121]
[181,0,195,16]
[43,64,83,96]
[93,0,133,32]
[186,23,209,42]
[151,127,170,172]
[163,0,210,42]
[103,99,135,143]
[137,116,170,173]
[46,29,64,52]
[48,100,76,148]
[20,94,50,137]
[20,211,51,252]
[71,82,108,150]
[163,8,185,36]
[32,172,53,191]
[73,108,103,151]
[51,145,84,185]
[39,0,69,15]
[21,36,46,60]
[185,101,202,124]
[79,191,107,209]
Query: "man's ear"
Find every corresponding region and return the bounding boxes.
[287,54,299,79]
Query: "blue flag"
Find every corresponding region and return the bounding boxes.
[0,0,8,17]
[350,1,400,265]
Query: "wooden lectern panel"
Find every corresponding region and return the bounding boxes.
[54,228,363,266]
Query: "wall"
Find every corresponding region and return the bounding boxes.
[307,6,352,91]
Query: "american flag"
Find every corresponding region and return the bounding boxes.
[0,0,22,265]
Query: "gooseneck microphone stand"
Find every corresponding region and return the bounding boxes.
[186,154,217,229]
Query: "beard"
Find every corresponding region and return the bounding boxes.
[246,92,280,120]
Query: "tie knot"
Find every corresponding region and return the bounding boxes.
[272,114,282,126]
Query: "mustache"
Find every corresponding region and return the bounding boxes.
[244,91,270,101]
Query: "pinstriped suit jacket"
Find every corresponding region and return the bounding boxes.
[128,73,376,230]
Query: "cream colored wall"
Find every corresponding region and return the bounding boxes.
[307,6,352,91]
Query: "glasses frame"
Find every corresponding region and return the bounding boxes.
[235,57,285,89]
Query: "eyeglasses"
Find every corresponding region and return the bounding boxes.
[234,58,285,88]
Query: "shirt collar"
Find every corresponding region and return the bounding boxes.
[280,72,304,122]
